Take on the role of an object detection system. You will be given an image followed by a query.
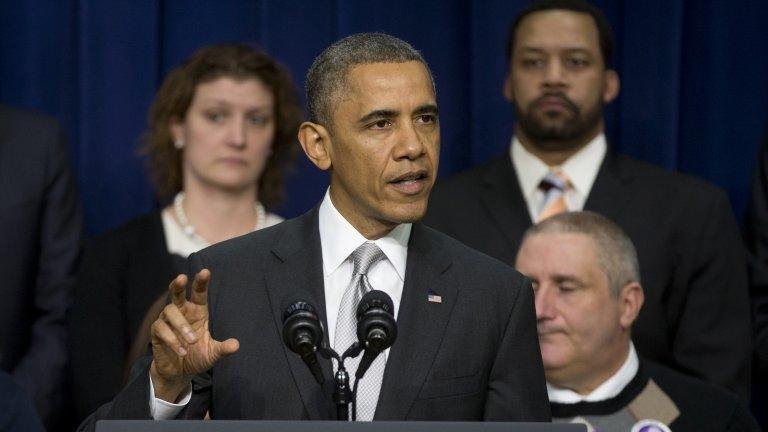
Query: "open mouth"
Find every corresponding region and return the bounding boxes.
[388,170,429,195]
[389,170,428,184]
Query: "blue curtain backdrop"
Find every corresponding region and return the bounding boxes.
[1,0,767,236]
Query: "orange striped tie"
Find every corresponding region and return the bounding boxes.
[537,170,571,222]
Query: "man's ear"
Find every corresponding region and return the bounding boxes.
[503,72,514,102]
[603,69,620,104]
[298,121,332,171]
[618,281,644,330]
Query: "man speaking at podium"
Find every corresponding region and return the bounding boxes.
[79,33,549,427]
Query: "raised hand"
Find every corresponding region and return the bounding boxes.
[149,269,239,402]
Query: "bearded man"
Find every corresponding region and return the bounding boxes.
[424,0,751,400]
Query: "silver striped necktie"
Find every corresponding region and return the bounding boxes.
[334,242,387,421]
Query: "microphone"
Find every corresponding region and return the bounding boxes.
[354,290,397,379]
[282,296,325,385]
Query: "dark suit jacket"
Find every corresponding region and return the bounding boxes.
[744,136,768,381]
[424,150,752,399]
[0,105,83,423]
[641,361,759,431]
[550,360,759,431]
[81,206,550,426]
[742,135,768,429]
[69,212,178,424]
[0,371,45,432]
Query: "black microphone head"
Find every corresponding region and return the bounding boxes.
[280,293,326,386]
[281,294,324,354]
[281,293,318,323]
[356,289,395,319]
[356,290,397,352]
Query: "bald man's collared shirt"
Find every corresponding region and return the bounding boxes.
[510,133,607,221]
[547,343,639,403]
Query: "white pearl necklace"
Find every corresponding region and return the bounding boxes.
[173,192,266,242]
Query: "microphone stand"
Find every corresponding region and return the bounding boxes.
[318,343,363,421]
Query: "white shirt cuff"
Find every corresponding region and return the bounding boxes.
[148,373,192,420]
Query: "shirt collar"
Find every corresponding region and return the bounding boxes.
[318,190,411,281]
[510,133,607,198]
[546,342,640,404]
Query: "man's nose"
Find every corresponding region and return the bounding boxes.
[534,286,556,320]
[542,60,566,88]
[394,122,426,160]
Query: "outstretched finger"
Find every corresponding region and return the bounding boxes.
[169,274,188,307]
[190,269,211,306]
[212,337,240,361]
[162,304,197,344]
[152,319,187,357]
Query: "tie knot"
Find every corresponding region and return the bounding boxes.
[351,242,385,275]
[539,170,570,192]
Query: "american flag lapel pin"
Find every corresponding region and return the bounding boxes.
[427,290,442,303]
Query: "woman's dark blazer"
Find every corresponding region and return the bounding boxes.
[69,212,176,425]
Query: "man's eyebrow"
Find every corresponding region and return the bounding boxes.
[519,47,546,54]
[518,46,592,55]
[357,104,438,125]
[413,104,439,116]
[358,109,398,125]
[551,274,585,285]
[562,48,592,55]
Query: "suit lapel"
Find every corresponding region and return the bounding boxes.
[479,154,532,252]
[264,207,335,420]
[375,223,457,420]
[584,149,633,221]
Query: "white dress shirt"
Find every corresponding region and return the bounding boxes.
[150,190,410,419]
[510,133,607,221]
[319,190,408,347]
[546,343,639,404]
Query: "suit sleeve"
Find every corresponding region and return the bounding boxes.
[76,362,212,431]
[11,119,83,422]
[673,188,751,399]
[743,138,768,382]
[483,276,551,421]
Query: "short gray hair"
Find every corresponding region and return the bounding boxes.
[305,32,435,127]
[521,211,640,296]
